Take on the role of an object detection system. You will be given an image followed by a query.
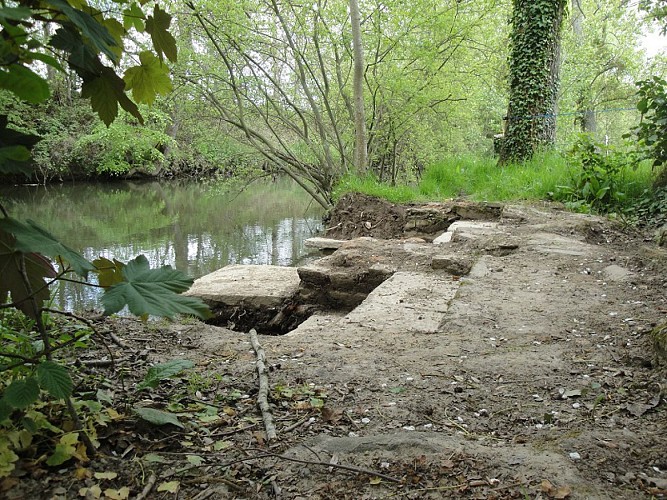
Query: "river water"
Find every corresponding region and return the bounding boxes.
[0,178,324,312]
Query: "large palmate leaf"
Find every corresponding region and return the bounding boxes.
[0,65,50,104]
[46,0,119,63]
[50,27,104,76]
[92,257,125,287]
[101,255,211,319]
[145,6,177,63]
[122,2,145,31]
[0,228,56,319]
[124,51,172,105]
[81,66,142,125]
[0,218,93,277]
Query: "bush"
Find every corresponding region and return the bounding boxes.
[553,135,637,213]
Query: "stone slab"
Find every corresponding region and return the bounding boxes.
[433,232,453,245]
[602,264,634,282]
[184,265,300,308]
[343,272,459,333]
[431,255,473,275]
[434,221,502,245]
[304,237,345,250]
[285,312,346,337]
[527,232,593,256]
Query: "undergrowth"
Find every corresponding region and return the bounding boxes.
[333,147,663,227]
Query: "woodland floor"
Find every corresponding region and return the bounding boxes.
[4,198,667,500]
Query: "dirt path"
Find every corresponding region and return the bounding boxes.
[190,202,666,499]
[8,201,666,499]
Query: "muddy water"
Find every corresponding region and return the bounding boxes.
[0,178,324,312]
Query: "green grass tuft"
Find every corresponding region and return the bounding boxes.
[333,151,656,210]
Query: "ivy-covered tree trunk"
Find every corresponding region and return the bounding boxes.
[499,0,566,164]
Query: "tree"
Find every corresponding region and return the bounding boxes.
[558,0,645,145]
[350,0,368,172]
[499,0,567,164]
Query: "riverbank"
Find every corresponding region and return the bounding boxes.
[5,198,667,499]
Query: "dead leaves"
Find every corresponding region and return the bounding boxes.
[540,479,572,499]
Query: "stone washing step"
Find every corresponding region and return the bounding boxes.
[342,272,460,334]
[184,265,300,308]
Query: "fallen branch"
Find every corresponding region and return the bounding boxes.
[135,472,157,500]
[255,451,402,483]
[155,449,403,484]
[249,328,277,441]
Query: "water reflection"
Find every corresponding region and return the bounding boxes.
[0,178,324,312]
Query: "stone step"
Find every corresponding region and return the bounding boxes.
[342,272,460,334]
[184,264,300,308]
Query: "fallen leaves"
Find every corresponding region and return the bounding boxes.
[540,479,572,499]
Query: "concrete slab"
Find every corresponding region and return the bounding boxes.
[184,265,300,308]
[527,232,593,256]
[433,232,453,245]
[285,312,346,337]
[434,221,501,245]
[343,272,459,333]
[304,237,345,250]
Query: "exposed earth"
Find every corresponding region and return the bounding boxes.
[6,194,667,499]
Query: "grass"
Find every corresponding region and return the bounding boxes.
[333,151,657,208]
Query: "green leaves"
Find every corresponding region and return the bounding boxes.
[2,0,178,161]
[0,362,73,420]
[37,362,73,400]
[0,227,56,320]
[633,77,667,169]
[145,6,178,63]
[137,360,195,390]
[123,3,145,31]
[101,256,211,319]
[81,67,143,126]
[0,116,41,175]
[46,0,119,64]
[124,51,173,105]
[0,218,94,277]
[0,65,50,104]
[3,378,40,410]
[133,407,184,428]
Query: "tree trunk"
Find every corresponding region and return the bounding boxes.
[350,0,368,173]
[499,0,566,164]
[572,0,596,134]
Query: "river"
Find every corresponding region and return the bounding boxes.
[0,178,324,312]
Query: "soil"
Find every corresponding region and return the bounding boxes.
[4,195,667,500]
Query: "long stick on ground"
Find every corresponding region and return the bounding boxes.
[249,329,277,441]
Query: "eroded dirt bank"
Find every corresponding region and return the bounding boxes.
[7,197,667,499]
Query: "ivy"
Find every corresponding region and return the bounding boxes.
[500,0,567,164]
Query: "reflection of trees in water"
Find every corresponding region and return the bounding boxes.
[0,179,323,312]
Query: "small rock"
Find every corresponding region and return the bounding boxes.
[569,452,581,460]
